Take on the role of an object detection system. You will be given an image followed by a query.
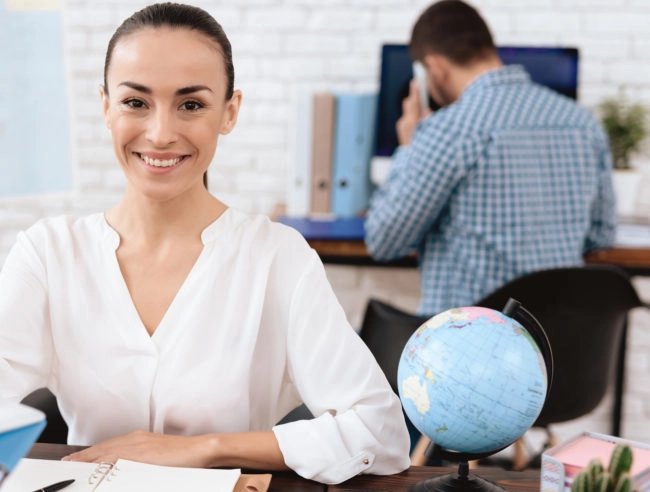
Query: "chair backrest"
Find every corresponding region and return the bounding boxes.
[359,299,429,393]
[475,264,643,427]
[20,388,68,444]
[360,265,644,429]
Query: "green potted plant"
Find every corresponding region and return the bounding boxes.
[570,443,639,492]
[599,91,649,216]
[599,90,648,170]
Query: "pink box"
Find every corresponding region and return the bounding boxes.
[541,432,650,492]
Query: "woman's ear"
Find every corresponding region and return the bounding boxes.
[99,85,111,129]
[220,89,242,135]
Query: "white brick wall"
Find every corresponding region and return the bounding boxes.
[1,0,649,448]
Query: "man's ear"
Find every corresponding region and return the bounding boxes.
[220,89,242,135]
[99,85,111,128]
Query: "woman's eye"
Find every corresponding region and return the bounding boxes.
[123,99,145,109]
[181,100,204,111]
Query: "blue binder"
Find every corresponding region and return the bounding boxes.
[0,402,46,485]
[331,93,377,218]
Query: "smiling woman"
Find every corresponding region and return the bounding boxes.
[100,19,239,204]
[0,2,410,485]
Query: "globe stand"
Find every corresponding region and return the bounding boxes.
[409,461,505,492]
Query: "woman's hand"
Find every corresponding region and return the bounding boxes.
[62,430,215,468]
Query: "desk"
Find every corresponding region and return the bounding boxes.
[27,443,540,491]
[279,216,650,275]
[310,241,650,275]
[584,247,650,276]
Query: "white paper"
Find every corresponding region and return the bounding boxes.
[616,222,650,248]
[2,458,241,492]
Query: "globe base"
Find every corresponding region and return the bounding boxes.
[409,462,505,492]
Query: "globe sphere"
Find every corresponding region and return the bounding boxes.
[397,306,548,455]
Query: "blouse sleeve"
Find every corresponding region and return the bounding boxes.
[0,230,53,400]
[272,248,411,484]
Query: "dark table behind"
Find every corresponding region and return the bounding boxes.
[277,215,650,275]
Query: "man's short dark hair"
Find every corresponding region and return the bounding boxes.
[409,0,497,65]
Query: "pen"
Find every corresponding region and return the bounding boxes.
[32,478,75,492]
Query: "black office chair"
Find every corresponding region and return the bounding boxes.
[359,265,648,469]
[359,299,429,395]
[474,264,648,469]
[358,299,430,462]
[20,388,68,444]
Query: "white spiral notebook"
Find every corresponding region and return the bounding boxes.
[1,458,241,492]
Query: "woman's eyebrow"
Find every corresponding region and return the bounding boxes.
[118,81,151,93]
[116,81,213,96]
[176,85,213,95]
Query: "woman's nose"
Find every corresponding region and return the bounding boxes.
[146,109,178,146]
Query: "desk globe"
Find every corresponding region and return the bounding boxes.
[398,299,553,491]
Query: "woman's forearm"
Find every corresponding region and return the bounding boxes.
[64,430,289,471]
[203,431,289,470]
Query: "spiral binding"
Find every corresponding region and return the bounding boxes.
[88,461,119,491]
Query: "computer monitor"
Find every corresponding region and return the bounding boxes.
[374,44,579,158]
[499,46,579,99]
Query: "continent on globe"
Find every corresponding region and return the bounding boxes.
[402,375,430,414]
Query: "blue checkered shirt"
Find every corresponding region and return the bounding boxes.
[365,65,617,316]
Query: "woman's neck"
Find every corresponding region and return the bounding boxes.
[105,186,227,246]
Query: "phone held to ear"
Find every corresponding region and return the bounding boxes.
[412,61,429,114]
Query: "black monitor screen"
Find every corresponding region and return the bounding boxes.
[375,44,579,157]
[499,46,578,99]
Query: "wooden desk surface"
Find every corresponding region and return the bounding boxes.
[584,247,650,272]
[278,215,650,274]
[27,443,541,491]
[308,238,650,275]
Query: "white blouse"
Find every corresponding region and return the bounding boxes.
[0,208,410,484]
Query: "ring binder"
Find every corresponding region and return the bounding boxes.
[2,458,242,492]
[88,462,118,489]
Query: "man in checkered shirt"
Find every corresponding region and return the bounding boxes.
[365,0,617,316]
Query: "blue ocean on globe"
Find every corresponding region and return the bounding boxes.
[397,306,547,454]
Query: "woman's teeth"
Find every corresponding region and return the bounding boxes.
[140,154,183,167]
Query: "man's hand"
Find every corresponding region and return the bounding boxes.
[62,430,213,468]
[396,79,432,147]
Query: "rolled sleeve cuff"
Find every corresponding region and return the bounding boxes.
[273,412,375,484]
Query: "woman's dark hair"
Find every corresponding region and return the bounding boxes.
[409,0,497,65]
[103,2,234,100]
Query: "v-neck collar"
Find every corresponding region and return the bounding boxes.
[97,209,236,347]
